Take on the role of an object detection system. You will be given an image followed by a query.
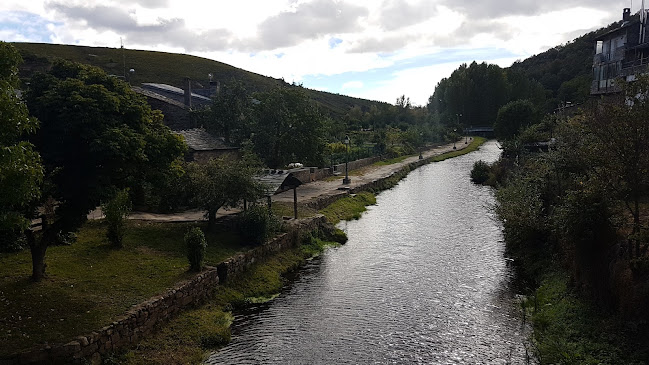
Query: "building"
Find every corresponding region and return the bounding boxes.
[592,8,649,94]
[175,128,239,163]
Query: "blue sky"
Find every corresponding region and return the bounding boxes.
[0,0,628,105]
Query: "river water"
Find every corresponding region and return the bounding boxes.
[206,141,528,364]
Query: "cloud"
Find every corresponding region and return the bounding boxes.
[347,34,410,53]
[441,0,617,18]
[46,2,232,51]
[378,0,438,31]
[251,0,369,50]
[119,0,169,8]
[0,11,58,43]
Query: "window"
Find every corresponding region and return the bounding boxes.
[595,40,603,54]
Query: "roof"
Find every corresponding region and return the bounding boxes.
[257,170,303,195]
[142,83,211,102]
[175,128,238,151]
[132,86,188,109]
[597,20,637,40]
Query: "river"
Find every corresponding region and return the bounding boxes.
[206,140,528,364]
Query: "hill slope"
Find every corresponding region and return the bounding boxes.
[12,42,388,118]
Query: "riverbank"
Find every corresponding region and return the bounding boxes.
[0,138,486,364]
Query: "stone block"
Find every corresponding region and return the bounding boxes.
[76,336,89,347]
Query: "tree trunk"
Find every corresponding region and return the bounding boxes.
[208,209,217,231]
[25,230,48,282]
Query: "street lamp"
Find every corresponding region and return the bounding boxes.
[343,135,351,184]
[453,128,457,150]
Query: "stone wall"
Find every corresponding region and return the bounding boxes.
[1,215,328,365]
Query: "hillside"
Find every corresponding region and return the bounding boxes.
[12,42,387,118]
[507,19,623,104]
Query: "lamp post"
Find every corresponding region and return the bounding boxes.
[343,135,351,184]
[453,128,457,150]
[419,132,423,159]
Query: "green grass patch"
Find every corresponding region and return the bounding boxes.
[0,220,251,356]
[271,201,318,219]
[372,155,408,166]
[430,137,486,162]
[319,191,377,224]
[119,232,343,365]
[524,273,647,364]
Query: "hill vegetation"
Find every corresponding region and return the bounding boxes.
[12,42,388,119]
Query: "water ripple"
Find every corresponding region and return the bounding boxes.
[206,141,527,364]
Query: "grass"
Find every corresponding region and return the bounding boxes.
[372,155,408,166]
[523,272,648,365]
[118,233,342,365]
[430,137,486,162]
[319,191,377,224]
[270,201,318,219]
[0,220,251,356]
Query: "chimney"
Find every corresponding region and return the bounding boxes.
[623,8,631,21]
[183,77,192,108]
[209,80,219,97]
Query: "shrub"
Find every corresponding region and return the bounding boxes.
[185,227,207,272]
[470,160,490,184]
[101,189,132,248]
[237,205,281,245]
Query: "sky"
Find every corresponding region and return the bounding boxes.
[0,0,631,106]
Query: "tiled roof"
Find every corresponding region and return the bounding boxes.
[175,128,237,151]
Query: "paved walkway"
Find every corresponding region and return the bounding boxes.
[95,140,471,222]
[273,140,470,204]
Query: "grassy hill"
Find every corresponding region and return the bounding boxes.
[12,42,388,118]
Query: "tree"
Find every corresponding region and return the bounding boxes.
[186,157,265,230]
[584,75,649,256]
[25,60,186,281]
[204,78,252,145]
[493,99,538,140]
[251,87,326,168]
[0,42,43,252]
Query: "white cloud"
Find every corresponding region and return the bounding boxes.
[0,0,632,105]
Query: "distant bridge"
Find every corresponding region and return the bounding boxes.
[465,126,494,137]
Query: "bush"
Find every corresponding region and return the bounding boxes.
[185,227,207,272]
[237,205,281,245]
[101,189,132,248]
[470,160,490,184]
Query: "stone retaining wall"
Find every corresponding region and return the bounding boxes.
[1,215,328,365]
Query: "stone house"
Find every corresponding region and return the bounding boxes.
[175,128,239,163]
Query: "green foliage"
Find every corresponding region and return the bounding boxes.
[26,60,185,232]
[494,99,539,140]
[470,160,491,184]
[523,274,644,365]
[186,157,264,229]
[428,61,511,127]
[237,205,281,245]
[251,87,326,168]
[101,189,132,248]
[202,78,252,145]
[24,59,185,280]
[185,227,207,272]
[0,42,43,252]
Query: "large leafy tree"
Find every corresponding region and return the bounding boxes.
[204,78,252,145]
[0,42,43,252]
[25,60,185,281]
[493,99,539,140]
[186,157,265,230]
[252,87,326,168]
